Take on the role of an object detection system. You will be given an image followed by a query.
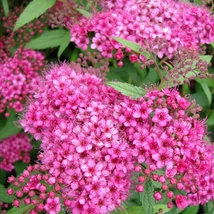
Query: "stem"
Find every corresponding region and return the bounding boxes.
[153,56,164,84]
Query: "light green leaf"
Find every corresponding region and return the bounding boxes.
[76,8,92,18]
[0,109,21,140]
[7,203,35,214]
[0,184,15,203]
[111,37,151,59]
[181,206,199,214]
[57,30,71,58]
[26,29,68,50]
[1,0,9,17]
[14,0,56,31]
[195,78,212,105]
[211,42,214,48]
[106,81,145,99]
[111,206,143,214]
[154,204,172,214]
[140,179,155,214]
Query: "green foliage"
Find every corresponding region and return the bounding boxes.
[112,206,143,214]
[159,55,213,89]
[180,206,199,214]
[14,161,28,176]
[26,28,70,51]
[106,81,146,99]
[14,0,56,31]
[207,111,214,126]
[111,37,151,59]
[0,109,21,140]
[1,0,9,17]
[7,203,35,214]
[195,78,212,105]
[58,30,71,58]
[76,8,92,18]
[153,204,172,213]
[139,179,155,214]
[0,184,15,203]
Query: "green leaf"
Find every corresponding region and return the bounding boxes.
[211,42,214,48]
[191,92,209,108]
[76,8,92,18]
[14,0,56,31]
[140,179,155,214]
[1,0,9,17]
[26,29,68,50]
[181,206,199,214]
[57,30,71,58]
[14,161,28,175]
[106,81,145,99]
[154,204,172,214]
[195,78,212,105]
[0,184,15,203]
[207,111,214,126]
[111,206,143,214]
[0,109,21,140]
[7,203,35,214]
[111,37,151,59]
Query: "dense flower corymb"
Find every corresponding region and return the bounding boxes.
[0,48,44,115]
[119,88,214,208]
[0,133,32,172]
[70,0,214,58]
[20,63,134,214]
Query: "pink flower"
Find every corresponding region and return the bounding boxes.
[152,108,172,127]
[44,197,61,214]
[175,194,188,209]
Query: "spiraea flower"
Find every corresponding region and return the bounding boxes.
[119,88,214,208]
[70,0,214,58]
[0,48,45,115]
[20,63,134,214]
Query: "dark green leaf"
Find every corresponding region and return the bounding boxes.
[7,203,35,214]
[0,109,21,140]
[26,29,68,50]
[57,30,71,58]
[111,37,151,59]
[181,206,199,214]
[195,78,212,105]
[14,0,56,31]
[76,8,92,18]
[191,92,209,108]
[1,0,9,17]
[14,161,28,175]
[106,81,145,99]
[0,184,15,203]
[139,179,155,214]
[207,112,214,126]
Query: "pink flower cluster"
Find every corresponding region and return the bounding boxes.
[119,88,214,209]
[70,0,214,58]
[0,133,32,172]
[21,63,134,213]
[7,165,62,214]
[19,63,214,212]
[0,48,45,114]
